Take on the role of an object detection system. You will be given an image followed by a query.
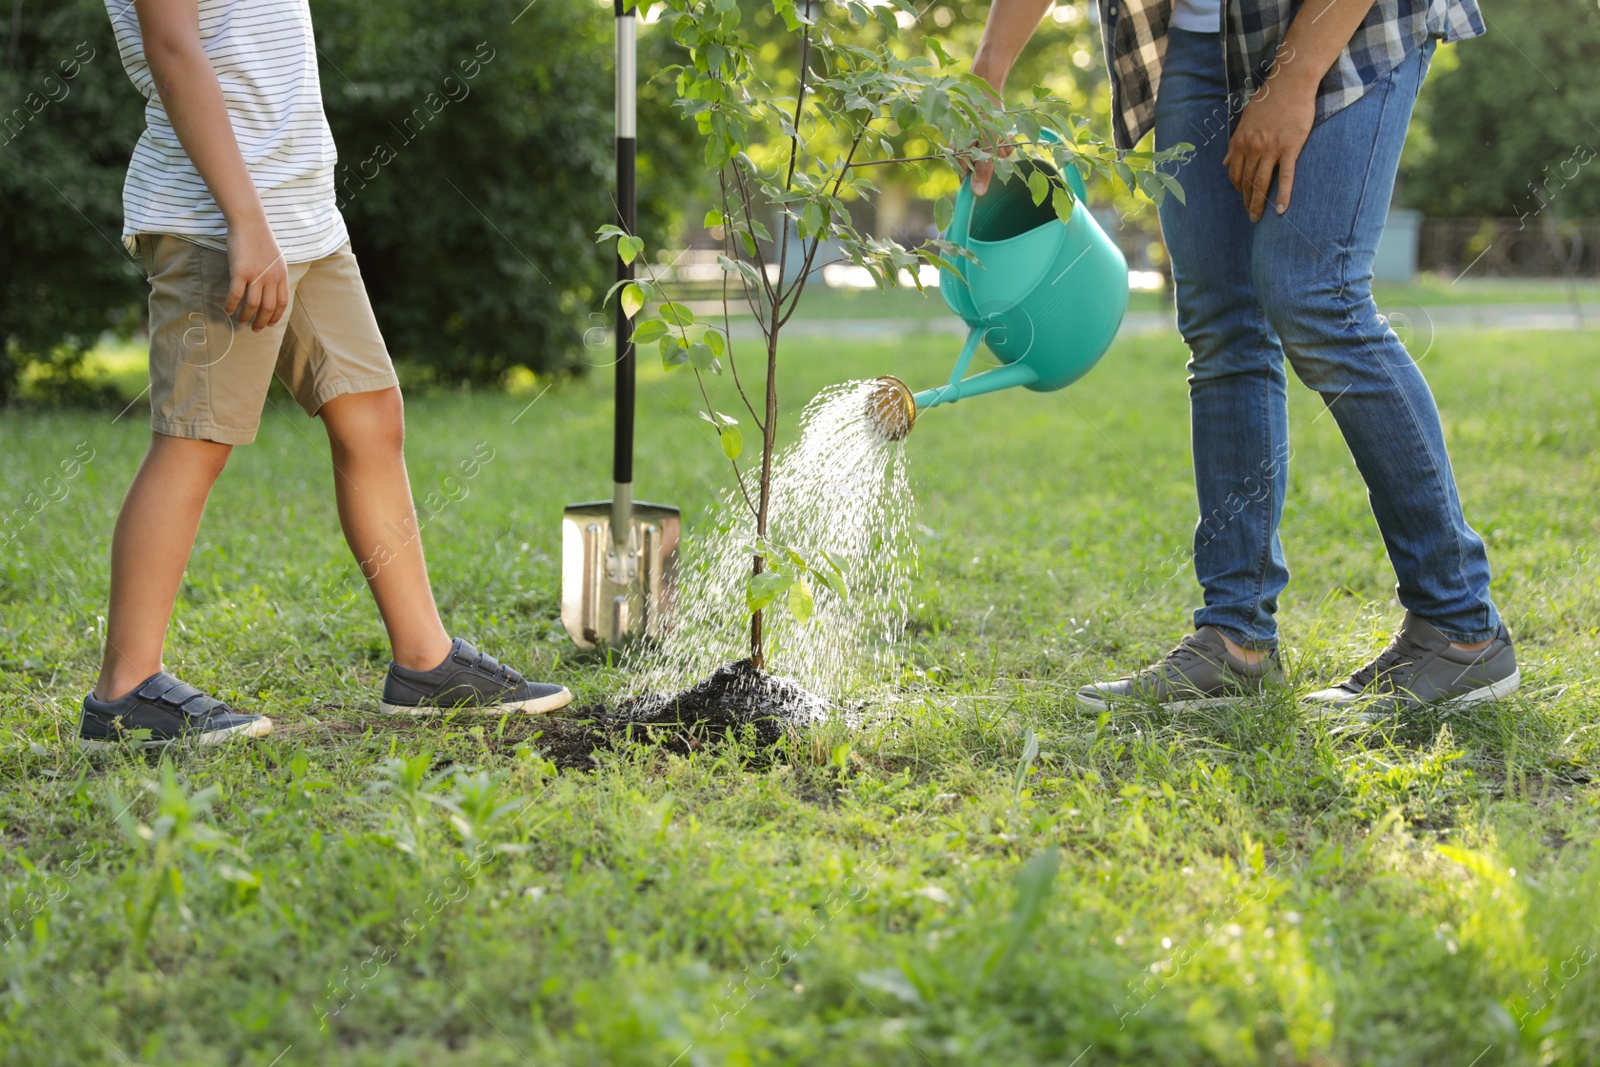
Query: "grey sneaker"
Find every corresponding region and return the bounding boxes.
[1303,612,1519,721]
[1076,626,1285,710]
[79,672,273,751]
[380,638,572,716]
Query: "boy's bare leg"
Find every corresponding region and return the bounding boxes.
[95,433,233,701]
[318,387,453,671]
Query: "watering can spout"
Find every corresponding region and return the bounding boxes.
[866,376,918,441]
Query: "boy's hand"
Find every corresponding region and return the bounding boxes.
[226,218,288,331]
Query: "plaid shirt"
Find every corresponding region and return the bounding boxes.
[1097,0,1485,151]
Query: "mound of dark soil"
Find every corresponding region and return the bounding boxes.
[531,660,828,769]
[615,659,827,727]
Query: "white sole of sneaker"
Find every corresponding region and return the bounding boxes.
[379,687,574,717]
[1308,667,1522,723]
[78,716,274,751]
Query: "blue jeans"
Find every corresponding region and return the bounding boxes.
[1154,29,1499,649]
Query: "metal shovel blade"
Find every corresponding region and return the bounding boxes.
[560,501,680,648]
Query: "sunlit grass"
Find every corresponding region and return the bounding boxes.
[1,323,1597,1064]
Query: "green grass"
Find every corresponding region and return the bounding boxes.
[3,324,1600,1065]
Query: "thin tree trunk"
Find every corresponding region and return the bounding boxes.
[749,324,781,670]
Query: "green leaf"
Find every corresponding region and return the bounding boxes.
[686,342,714,371]
[746,569,794,612]
[788,576,814,623]
[1051,185,1075,224]
[802,201,825,237]
[1013,727,1040,796]
[704,208,725,227]
[1027,168,1050,207]
[719,424,743,460]
[621,283,645,320]
[660,335,688,369]
[617,235,645,265]
[719,253,762,288]
[659,302,695,327]
[816,564,847,600]
[933,196,954,233]
[631,319,669,345]
[594,224,627,242]
[704,328,726,357]
[705,135,726,169]
[1159,170,1187,206]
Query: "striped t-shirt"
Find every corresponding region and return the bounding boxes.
[106,0,347,263]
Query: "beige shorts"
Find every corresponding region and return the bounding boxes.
[137,234,400,445]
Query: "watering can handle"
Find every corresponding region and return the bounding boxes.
[950,128,1090,237]
[1033,127,1089,201]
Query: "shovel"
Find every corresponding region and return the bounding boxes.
[561,0,680,648]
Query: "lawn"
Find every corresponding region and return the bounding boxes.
[2,321,1599,1065]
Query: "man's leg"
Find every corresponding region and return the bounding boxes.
[1250,42,1499,645]
[1157,28,1291,653]
[1074,29,1291,711]
[317,386,452,671]
[94,434,232,701]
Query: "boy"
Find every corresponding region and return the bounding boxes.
[81,0,570,749]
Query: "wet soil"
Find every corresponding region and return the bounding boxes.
[524,660,828,769]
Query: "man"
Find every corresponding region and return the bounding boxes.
[969,0,1518,718]
[80,0,571,749]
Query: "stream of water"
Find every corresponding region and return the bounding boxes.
[628,380,918,708]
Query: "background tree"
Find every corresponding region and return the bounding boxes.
[1402,0,1600,218]
[0,0,697,402]
[0,0,143,405]
[314,0,700,385]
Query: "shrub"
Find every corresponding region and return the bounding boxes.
[0,0,699,402]
[0,0,145,405]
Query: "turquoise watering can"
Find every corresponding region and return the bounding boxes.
[868,137,1128,439]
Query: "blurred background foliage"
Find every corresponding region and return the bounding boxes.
[1399,0,1600,218]
[0,0,143,406]
[0,0,698,401]
[1,0,1594,403]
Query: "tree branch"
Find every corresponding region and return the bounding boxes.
[778,128,866,327]
[691,366,760,522]
[773,4,813,336]
[718,170,769,339]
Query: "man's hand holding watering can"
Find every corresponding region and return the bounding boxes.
[963,0,1051,197]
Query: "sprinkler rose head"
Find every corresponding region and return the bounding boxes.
[865,376,916,441]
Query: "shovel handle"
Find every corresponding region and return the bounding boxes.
[613,0,637,491]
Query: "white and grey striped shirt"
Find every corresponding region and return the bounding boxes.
[106,0,347,263]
